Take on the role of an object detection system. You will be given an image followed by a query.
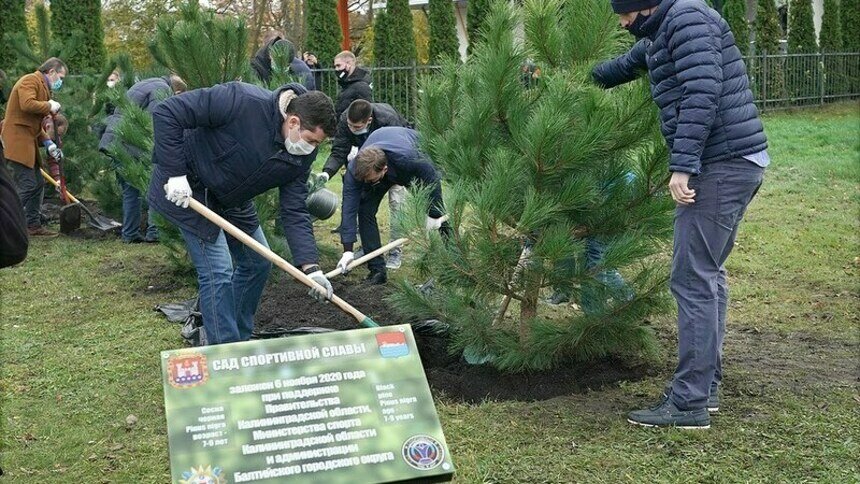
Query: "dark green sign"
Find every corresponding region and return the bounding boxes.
[160,324,454,483]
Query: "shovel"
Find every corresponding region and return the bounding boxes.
[187,198,380,328]
[40,168,122,233]
[325,238,407,279]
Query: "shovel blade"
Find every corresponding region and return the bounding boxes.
[59,204,82,234]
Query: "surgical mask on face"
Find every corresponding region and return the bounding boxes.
[350,126,369,135]
[626,12,652,39]
[51,77,63,91]
[284,126,315,156]
[107,80,117,88]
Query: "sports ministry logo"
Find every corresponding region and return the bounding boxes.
[402,435,444,470]
[167,353,209,389]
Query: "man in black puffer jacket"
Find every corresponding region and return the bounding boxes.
[333,51,373,118]
[593,0,769,429]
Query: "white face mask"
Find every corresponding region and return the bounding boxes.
[284,126,315,156]
[350,126,369,136]
[106,80,117,88]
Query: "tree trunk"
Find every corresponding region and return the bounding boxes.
[519,283,538,342]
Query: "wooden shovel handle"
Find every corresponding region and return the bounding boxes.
[326,238,408,279]
[187,198,377,327]
[40,168,80,204]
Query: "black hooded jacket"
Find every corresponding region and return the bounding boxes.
[334,67,373,118]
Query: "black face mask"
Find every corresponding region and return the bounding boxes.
[626,12,652,39]
[336,68,348,79]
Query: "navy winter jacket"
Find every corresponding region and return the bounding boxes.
[340,127,443,245]
[147,82,320,266]
[322,103,409,178]
[99,76,173,158]
[592,0,767,174]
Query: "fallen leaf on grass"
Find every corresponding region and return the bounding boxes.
[109,443,124,451]
[87,454,98,461]
[125,414,138,427]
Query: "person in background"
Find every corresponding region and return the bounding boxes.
[333,51,372,118]
[318,99,411,269]
[149,82,337,345]
[41,113,68,186]
[0,57,67,237]
[592,0,768,429]
[303,52,323,93]
[251,32,315,90]
[337,127,448,285]
[100,74,187,243]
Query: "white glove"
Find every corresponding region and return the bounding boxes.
[317,172,330,184]
[425,216,444,231]
[164,175,192,208]
[307,270,333,302]
[337,251,355,273]
[48,100,61,113]
[44,141,62,160]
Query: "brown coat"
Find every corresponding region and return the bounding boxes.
[0,71,51,168]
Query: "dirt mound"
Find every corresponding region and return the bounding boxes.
[254,274,652,403]
[42,199,120,240]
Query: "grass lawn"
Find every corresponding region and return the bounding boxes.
[1,102,858,482]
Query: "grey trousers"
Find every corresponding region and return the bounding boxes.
[9,161,44,228]
[669,158,764,410]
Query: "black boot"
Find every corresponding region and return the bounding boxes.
[364,269,387,285]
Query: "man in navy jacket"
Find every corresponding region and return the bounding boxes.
[336,127,446,284]
[148,82,337,345]
[593,0,768,428]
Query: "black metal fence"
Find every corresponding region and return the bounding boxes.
[317,53,859,120]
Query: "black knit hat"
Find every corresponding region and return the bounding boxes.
[610,0,660,14]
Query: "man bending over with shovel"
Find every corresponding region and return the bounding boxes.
[337,127,448,285]
[148,82,337,345]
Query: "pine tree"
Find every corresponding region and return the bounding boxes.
[467,0,491,54]
[0,0,27,72]
[788,0,817,53]
[428,0,460,62]
[305,0,342,66]
[372,0,417,116]
[723,0,751,55]
[50,0,106,72]
[149,1,250,89]
[842,0,860,52]
[393,0,674,370]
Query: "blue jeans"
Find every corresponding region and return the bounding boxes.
[580,238,634,314]
[181,225,273,345]
[669,159,764,410]
[117,174,158,242]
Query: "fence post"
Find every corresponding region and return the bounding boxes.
[410,60,418,122]
[819,52,825,106]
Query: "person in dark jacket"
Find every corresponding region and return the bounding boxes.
[0,143,29,268]
[337,127,447,284]
[333,51,373,118]
[100,75,187,243]
[592,0,769,429]
[148,82,337,345]
[251,32,316,91]
[319,100,410,268]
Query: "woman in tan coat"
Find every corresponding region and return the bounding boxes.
[0,57,66,236]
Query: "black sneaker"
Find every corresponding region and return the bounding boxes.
[628,396,710,429]
[364,270,387,285]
